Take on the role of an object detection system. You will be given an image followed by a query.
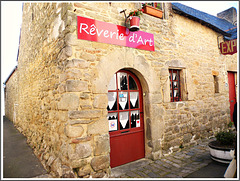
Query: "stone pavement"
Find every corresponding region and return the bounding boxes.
[3,116,49,178]
[110,138,228,178]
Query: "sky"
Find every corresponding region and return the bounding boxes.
[1,1,239,115]
[180,1,238,16]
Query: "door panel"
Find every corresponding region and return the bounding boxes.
[110,131,145,167]
[228,72,237,122]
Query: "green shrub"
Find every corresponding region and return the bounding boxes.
[215,130,236,145]
[228,122,233,128]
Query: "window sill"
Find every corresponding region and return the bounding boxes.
[143,5,163,19]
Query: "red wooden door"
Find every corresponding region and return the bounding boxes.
[107,70,145,168]
[228,72,237,122]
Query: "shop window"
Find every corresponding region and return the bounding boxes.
[213,75,219,93]
[107,71,142,132]
[169,69,182,102]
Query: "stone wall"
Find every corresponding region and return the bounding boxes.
[158,12,238,155]
[4,67,18,123]
[5,2,237,178]
[15,2,78,177]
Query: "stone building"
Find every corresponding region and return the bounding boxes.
[4,2,237,178]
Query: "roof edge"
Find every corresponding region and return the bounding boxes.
[4,65,18,85]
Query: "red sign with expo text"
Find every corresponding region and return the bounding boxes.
[220,39,237,55]
[77,16,154,51]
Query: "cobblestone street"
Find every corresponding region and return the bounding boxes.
[110,138,222,178]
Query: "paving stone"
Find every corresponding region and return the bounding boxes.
[183,155,192,159]
[161,162,173,169]
[144,164,160,172]
[192,161,202,165]
[186,151,195,156]
[136,167,145,172]
[142,169,151,174]
[151,163,170,172]
[169,157,183,164]
[162,158,172,163]
[168,167,180,174]
[155,160,165,165]
[150,163,162,169]
[198,149,206,153]
[182,159,192,164]
[172,163,181,168]
[147,172,161,178]
[174,152,182,156]
[180,169,194,173]
[191,157,204,162]
[173,155,183,159]
[126,171,141,178]
[134,170,149,178]
[158,171,170,176]
[170,168,182,173]
[184,166,197,171]
[164,173,181,178]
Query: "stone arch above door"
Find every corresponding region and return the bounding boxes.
[92,49,160,95]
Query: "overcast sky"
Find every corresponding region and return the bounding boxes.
[1,1,239,115]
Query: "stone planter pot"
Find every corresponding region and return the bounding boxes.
[143,5,163,18]
[208,140,234,164]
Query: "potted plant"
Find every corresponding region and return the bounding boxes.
[128,9,144,31]
[208,128,236,164]
[142,2,163,19]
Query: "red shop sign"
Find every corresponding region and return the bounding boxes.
[77,16,154,51]
[220,39,237,55]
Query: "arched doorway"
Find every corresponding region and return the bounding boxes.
[107,70,145,168]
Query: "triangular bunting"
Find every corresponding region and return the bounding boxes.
[108,92,117,110]
[130,92,138,107]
